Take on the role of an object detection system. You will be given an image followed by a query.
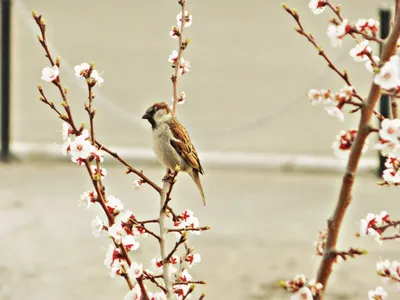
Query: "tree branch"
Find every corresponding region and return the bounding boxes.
[314,10,400,299]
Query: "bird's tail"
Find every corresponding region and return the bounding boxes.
[190,171,206,206]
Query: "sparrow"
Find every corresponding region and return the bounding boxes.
[142,102,206,206]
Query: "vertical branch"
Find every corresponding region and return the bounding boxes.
[315,13,400,300]
[172,0,187,116]
[159,185,174,298]
[158,170,178,298]
[160,1,188,297]
[392,1,400,120]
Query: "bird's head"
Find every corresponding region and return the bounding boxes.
[142,102,172,128]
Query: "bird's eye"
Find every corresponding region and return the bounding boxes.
[153,107,158,111]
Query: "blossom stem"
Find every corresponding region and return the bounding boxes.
[173,281,206,286]
[172,0,186,116]
[143,271,168,293]
[95,141,162,193]
[314,9,400,299]
[166,235,186,262]
[284,7,364,100]
[121,264,135,290]
[168,226,210,233]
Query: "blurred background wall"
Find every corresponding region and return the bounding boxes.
[2,0,392,160]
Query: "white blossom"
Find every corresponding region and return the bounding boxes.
[41,66,59,82]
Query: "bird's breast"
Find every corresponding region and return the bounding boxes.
[152,124,185,170]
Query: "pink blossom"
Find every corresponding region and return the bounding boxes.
[123,235,140,251]
[41,66,59,82]
[90,165,107,179]
[374,55,400,90]
[179,58,191,75]
[168,50,179,63]
[350,40,371,62]
[177,11,193,27]
[368,286,387,300]
[185,253,201,268]
[127,262,143,278]
[308,0,326,15]
[327,20,349,47]
[91,216,103,238]
[122,284,142,300]
[356,18,379,35]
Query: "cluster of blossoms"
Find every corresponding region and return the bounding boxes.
[308,1,380,50]
[356,19,379,35]
[74,62,104,86]
[307,86,354,122]
[327,19,350,48]
[375,119,400,183]
[359,211,390,245]
[61,124,105,166]
[150,255,196,299]
[332,129,368,159]
[382,155,400,183]
[123,284,166,300]
[168,11,192,76]
[368,286,388,300]
[82,193,148,281]
[41,62,104,86]
[280,274,323,300]
[116,209,203,300]
[374,55,400,90]
[170,209,202,237]
[308,0,382,77]
[349,40,380,74]
[377,260,400,285]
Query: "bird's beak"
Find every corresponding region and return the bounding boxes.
[142,112,151,120]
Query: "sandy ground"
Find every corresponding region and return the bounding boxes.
[1,161,400,300]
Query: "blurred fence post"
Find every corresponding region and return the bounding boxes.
[0,0,11,161]
[378,7,392,176]
[1,0,11,161]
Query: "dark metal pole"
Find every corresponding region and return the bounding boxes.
[1,0,11,161]
[378,8,392,176]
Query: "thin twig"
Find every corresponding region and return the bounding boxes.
[143,271,168,293]
[168,226,210,233]
[166,235,186,262]
[173,281,206,286]
[95,141,161,193]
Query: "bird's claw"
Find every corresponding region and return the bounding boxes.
[162,173,175,183]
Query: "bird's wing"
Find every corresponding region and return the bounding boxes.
[168,118,204,174]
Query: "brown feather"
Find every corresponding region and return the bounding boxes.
[168,118,204,174]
